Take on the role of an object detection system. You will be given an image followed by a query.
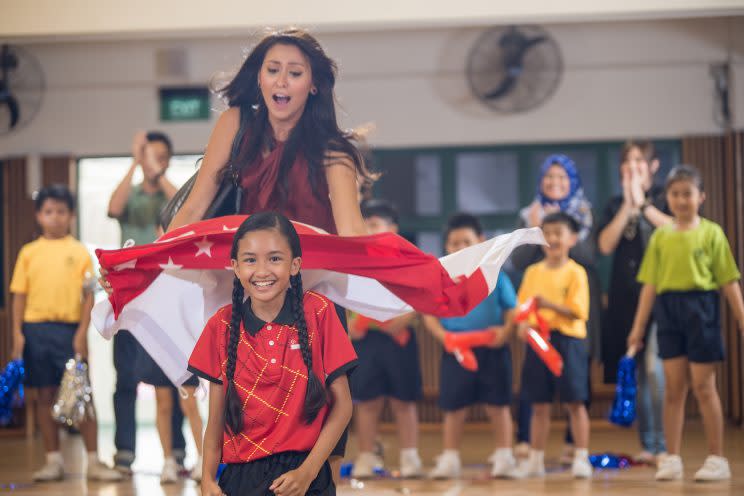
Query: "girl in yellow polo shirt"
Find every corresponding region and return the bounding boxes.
[628,165,744,482]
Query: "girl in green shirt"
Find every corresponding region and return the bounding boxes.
[628,165,744,482]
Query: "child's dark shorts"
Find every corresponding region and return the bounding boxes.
[654,290,724,363]
[439,345,512,411]
[521,331,588,403]
[350,329,422,403]
[22,322,76,388]
[138,348,199,387]
[219,451,334,496]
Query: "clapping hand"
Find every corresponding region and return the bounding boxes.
[628,160,645,208]
[132,131,147,165]
[141,144,165,181]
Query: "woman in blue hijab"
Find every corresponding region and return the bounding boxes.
[520,154,593,241]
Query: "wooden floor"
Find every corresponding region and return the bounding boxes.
[0,421,742,495]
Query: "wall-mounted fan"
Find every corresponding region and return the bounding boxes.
[466,25,562,113]
[0,44,45,135]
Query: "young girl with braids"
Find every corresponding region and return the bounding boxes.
[188,212,357,496]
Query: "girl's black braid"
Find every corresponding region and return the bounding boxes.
[224,276,245,435]
[290,274,327,423]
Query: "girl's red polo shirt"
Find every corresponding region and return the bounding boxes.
[188,291,357,463]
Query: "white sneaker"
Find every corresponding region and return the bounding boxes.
[351,452,384,479]
[190,456,203,482]
[399,450,423,478]
[490,449,521,478]
[429,451,461,479]
[87,460,124,481]
[655,454,683,481]
[160,457,179,484]
[32,461,64,482]
[514,455,545,479]
[571,456,593,479]
[694,455,731,482]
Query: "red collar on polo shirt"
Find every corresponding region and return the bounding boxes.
[241,295,295,336]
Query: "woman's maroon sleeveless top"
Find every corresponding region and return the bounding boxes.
[239,142,336,234]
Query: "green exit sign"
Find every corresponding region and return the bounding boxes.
[159,87,210,121]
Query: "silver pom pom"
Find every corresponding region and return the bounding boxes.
[52,357,96,427]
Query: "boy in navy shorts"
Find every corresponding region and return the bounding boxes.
[349,200,423,478]
[10,185,121,482]
[515,212,592,479]
[423,213,520,479]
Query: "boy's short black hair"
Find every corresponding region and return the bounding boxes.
[665,164,704,192]
[146,131,173,155]
[34,184,75,212]
[542,211,580,233]
[361,199,399,226]
[444,212,483,240]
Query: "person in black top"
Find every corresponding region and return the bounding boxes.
[597,141,672,463]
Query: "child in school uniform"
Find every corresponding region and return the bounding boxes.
[188,212,357,496]
[515,212,593,479]
[423,213,520,479]
[349,200,423,478]
[628,164,744,482]
[10,185,122,482]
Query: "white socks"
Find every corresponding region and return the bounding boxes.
[574,448,588,460]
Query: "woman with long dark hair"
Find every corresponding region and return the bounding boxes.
[168,28,374,236]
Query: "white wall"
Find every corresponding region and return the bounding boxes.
[4,0,743,38]
[2,17,743,156]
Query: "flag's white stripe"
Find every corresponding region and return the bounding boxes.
[439,227,545,292]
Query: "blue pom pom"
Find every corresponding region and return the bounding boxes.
[609,355,636,427]
[0,360,25,426]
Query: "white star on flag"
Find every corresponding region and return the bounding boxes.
[159,257,183,270]
[114,259,137,271]
[194,237,214,257]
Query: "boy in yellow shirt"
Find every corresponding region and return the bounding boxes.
[515,212,592,479]
[10,185,121,483]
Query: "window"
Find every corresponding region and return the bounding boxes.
[371,139,681,272]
